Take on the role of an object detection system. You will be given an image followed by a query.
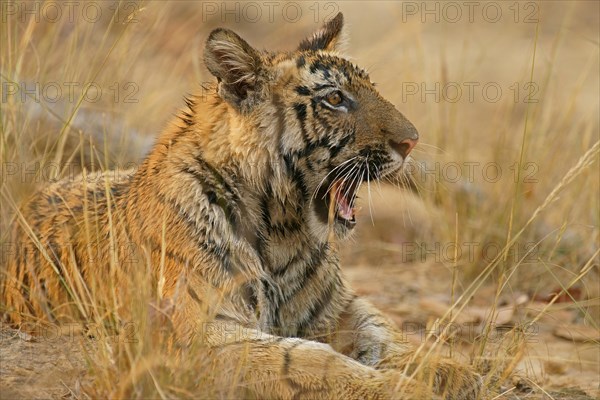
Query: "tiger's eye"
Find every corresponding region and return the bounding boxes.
[326,92,342,106]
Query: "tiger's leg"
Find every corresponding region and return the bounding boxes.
[198,321,435,400]
[330,296,483,400]
[168,286,433,400]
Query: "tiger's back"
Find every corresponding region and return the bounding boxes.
[2,170,133,324]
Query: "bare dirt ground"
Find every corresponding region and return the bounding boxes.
[0,328,88,399]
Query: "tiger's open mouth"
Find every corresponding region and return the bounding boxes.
[315,178,362,229]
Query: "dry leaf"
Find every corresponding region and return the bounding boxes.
[553,324,600,342]
[17,331,35,342]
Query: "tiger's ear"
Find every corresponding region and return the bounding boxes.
[298,12,346,52]
[204,28,264,107]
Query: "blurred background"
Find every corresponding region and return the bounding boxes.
[1,1,598,398]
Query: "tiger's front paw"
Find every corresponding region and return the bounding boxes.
[430,360,483,400]
[379,369,439,400]
[378,354,483,400]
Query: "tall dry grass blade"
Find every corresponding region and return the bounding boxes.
[404,139,600,379]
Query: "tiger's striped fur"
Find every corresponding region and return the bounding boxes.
[1,13,482,399]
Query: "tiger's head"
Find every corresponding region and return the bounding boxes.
[203,13,418,240]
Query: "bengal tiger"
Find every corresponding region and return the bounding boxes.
[1,13,482,399]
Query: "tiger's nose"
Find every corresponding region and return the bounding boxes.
[389,138,418,159]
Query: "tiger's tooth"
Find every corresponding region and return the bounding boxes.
[328,182,339,221]
[328,180,340,240]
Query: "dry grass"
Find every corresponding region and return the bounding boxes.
[1,1,598,399]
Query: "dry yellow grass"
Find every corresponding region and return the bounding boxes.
[1,1,598,399]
